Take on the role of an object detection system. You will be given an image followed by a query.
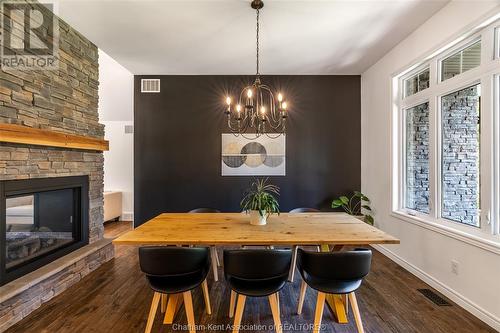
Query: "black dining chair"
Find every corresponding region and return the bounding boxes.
[288,207,321,282]
[139,246,212,333]
[224,249,292,333]
[296,248,372,333]
[189,208,221,282]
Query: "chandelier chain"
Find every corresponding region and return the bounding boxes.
[256,8,260,77]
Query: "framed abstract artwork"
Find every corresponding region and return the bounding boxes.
[221,134,286,176]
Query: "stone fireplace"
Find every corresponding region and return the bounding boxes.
[0,1,114,331]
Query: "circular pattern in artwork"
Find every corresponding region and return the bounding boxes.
[241,142,267,168]
[222,142,245,168]
[263,141,284,167]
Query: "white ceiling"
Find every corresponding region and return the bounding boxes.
[58,0,449,75]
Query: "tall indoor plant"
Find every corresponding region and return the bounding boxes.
[240,178,280,225]
[332,191,374,225]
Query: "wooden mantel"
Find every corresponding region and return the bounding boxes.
[0,123,109,151]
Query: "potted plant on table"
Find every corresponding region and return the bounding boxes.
[331,191,374,225]
[240,178,280,226]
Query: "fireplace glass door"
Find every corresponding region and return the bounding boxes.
[6,189,77,270]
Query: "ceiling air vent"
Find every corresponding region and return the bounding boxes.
[141,79,160,93]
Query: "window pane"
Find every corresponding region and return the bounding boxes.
[441,84,481,226]
[405,76,417,97]
[404,68,430,98]
[405,102,430,213]
[418,70,430,91]
[462,41,481,72]
[442,41,481,81]
[442,53,461,80]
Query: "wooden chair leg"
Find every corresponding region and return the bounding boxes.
[164,293,183,324]
[210,247,219,282]
[145,292,161,333]
[232,294,246,333]
[211,246,221,267]
[297,280,307,314]
[275,292,280,317]
[313,292,326,333]
[183,291,196,333]
[349,292,364,333]
[289,245,298,282]
[160,294,167,313]
[229,290,237,318]
[201,279,212,315]
[342,294,349,315]
[268,294,283,333]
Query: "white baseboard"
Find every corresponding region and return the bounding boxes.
[372,244,500,332]
[121,211,134,222]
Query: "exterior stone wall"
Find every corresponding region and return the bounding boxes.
[405,102,430,213]
[0,1,113,331]
[405,86,480,226]
[441,85,480,226]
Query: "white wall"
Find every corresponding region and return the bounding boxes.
[361,1,500,330]
[99,49,134,221]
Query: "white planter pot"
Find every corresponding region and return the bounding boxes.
[249,210,267,226]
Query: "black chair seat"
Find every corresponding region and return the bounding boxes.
[297,248,372,294]
[300,271,362,294]
[224,249,292,296]
[226,275,288,297]
[146,269,209,294]
[139,246,211,293]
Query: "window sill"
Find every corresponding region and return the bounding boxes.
[390,211,500,255]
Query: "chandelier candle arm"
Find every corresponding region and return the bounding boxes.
[221,0,289,138]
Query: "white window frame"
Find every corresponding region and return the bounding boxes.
[494,25,500,59]
[392,18,500,245]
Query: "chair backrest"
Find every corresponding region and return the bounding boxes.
[139,246,210,276]
[189,208,221,213]
[224,249,292,280]
[297,248,372,280]
[289,207,320,213]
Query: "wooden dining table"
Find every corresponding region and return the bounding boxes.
[113,212,400,326]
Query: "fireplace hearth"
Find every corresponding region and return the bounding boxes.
[0,176,89,286]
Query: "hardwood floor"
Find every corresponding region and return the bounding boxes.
[6,221,495,333]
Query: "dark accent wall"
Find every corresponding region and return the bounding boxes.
[134,75,360,226]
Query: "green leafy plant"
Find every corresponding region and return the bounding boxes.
[240,178,280,217]
[332,191,374,225]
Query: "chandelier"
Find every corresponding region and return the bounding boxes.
[223,0,288,138]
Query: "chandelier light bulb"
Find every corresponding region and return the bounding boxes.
[247,89,253,98]
[236,104,242,112]
[282,102,287,110]
[226,96,231,105]
[278,93,283,102]
[261,106,266,114]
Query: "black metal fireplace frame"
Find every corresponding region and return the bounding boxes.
[0,176,89,286]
